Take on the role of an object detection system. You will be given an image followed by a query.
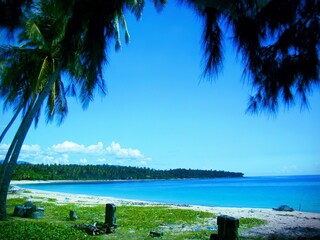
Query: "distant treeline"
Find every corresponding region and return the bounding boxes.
[12,164,244,180]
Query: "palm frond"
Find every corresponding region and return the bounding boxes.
[53,78,68,125]
[120,11,130,44]
[25,20,45,46]
[113,15,121,51]
[125,0,144,20]
[153,0,166,12]
[201,7,223,79]
[36,56,53,91]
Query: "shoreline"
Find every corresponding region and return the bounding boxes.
[8,181,320,238]
[11,179,320,214]
[10,178,245,185]
[11,179,136,185]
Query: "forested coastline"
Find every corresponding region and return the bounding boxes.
[11,164,244,180]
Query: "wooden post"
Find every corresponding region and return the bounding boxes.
[24,203,37,218]
[215,215,239,240]
[13,206,25,217]
[105,204,117,228]
[69,210,78,221]
[217,215,227,239]
[225,216,239,240]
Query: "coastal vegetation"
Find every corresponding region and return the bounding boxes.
[12,164,244,180]
[0,0,152,220]
[1,0,319,221]
[2,197,266,240]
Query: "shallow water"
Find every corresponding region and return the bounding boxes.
[20,175,320,213]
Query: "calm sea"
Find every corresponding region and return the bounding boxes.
[19,175,320,213]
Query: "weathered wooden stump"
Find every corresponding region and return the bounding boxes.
[105,204,117,229]
[13,206,25,217]
[210,215,239,240]
[24,203,37,218]
[150,231,163,237]
[76,222,114,235]
[70,210,78,221]
[13,201,45,219]
[217,215,227,239]
[225,216,239,240]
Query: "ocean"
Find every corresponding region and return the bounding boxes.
[19,175,320,213]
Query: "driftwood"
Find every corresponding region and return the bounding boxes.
[75,222,116,236]
[150,231,164,237]
[75,203,117,236]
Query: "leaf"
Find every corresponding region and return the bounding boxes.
[26,21,45,46]
[36,56,52,91]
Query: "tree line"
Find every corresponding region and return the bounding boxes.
[12,164,244,181]
[1,0,318,220]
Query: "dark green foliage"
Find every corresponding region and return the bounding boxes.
[2,198,269,239]
[12,164,244,180]
[181,0,320,112]
[0,0,32,30]
[0,221,87,240]
[241,0,320,112]
[3,199,217,240]
[118,206,214,228]
[239,218,267,229]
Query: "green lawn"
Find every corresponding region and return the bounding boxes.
[1,197,266,240]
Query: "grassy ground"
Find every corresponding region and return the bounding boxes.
[1,197,267,240]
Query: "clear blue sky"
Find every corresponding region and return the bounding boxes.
[1,2,319,176]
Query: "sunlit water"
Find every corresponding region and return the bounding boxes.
[19,175,320,213]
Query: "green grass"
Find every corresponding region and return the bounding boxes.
[2,197,267,240]
[23,190,32,194]
[239,218,267,229]
[47,198,57,202]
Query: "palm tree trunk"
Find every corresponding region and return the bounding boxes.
[0,98,36,189]
[0,98,36,182]
[0,65,61,221]
[0,105,22,143]
[0,105,27,183]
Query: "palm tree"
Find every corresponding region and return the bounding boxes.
[180,0,319,112]
[2,1,318,113]
[0,0,70,220]
[0,0,164,220]
[2,0,317,220]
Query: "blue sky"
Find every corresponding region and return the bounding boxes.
[1,1,319,176]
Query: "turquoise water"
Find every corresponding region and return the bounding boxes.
[19,175,320,213]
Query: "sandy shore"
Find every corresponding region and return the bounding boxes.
[9,180,320,238]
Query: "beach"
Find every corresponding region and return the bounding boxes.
[9,180,320,239]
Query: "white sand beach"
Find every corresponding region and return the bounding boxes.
[9,180,320,238]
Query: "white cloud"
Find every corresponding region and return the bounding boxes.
[87,142,104,154]
[0,143,10,150]
[42,155,54,162]
[51,141,103,155]
[0,140,151,166]
[54,153,69,165]
[0,143,42,162]
[22,144,41,152]
[106,141,145,159]
[79,158,88,164]
[51,141,86,153]
[0,144,9,159]
[98,158,106,163]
